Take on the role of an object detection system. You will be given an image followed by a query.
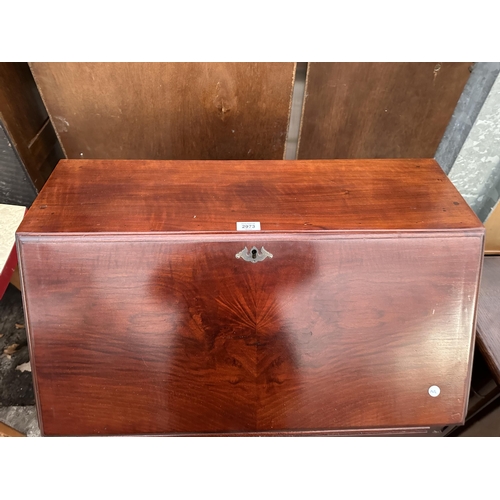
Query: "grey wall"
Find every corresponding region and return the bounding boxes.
[447,72,500,221]
[435,63,500,222]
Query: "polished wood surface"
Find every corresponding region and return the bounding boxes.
[18,233,482,436]
[298,63,471,159]
[0,63,61,189]
[17,159,484,436]
[476,257,500,384]
[18,159,481,234]
[29,63,295,160]
[484,201,500,254]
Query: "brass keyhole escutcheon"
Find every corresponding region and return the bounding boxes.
[235,246,273,263]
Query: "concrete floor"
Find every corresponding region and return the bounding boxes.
[0,405,40,436]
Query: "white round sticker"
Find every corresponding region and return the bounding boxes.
[428,385,440,397]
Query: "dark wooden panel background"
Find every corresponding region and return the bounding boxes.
[0,63,62,191]
[29,63,296,160]
[298,63,472,159]
[1,62,476,198]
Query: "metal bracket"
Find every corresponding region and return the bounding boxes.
[235,246,273,263]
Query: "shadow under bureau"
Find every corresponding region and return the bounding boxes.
[16,159,484,436]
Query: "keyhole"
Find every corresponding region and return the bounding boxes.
[251,249,257,259]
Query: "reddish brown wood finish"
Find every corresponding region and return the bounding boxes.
[16,159,484,436]
[19,159,480,234]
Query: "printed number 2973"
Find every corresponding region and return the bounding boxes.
[236,222,261,231]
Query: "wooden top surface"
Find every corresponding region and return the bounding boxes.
[18,158,483,235]
[476,256,500,384]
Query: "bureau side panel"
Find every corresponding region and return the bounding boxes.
[18,234,482,435]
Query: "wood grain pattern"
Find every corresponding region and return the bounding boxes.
[18,233,482,436]
[484,201,500,254]
[29,63,295,160]
[298,63,472,159]
[16,159,484,436]
[0,63,61,189]
[18,159,481,234]
[476,257,500,384]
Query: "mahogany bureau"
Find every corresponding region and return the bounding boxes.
[16,159,484,436]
